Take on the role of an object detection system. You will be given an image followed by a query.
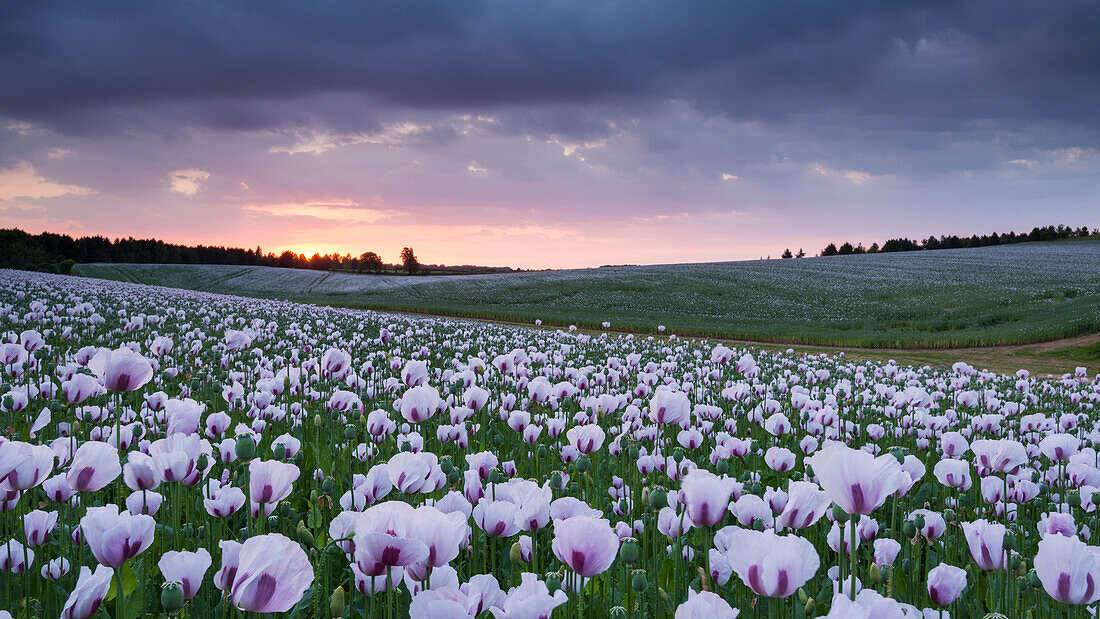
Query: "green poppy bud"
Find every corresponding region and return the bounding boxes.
[576,456,591,473]
[330,586,345,618]
[832,505,849,524]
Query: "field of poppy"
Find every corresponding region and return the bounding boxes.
[1,267,1099,618]
[76,239,1100,349]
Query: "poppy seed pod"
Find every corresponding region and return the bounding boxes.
[631,570,648,591]
[161,582,185,612]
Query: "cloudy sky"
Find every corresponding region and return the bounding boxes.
[1,2,1098,268]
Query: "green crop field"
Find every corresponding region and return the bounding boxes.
[76,240,1100,348]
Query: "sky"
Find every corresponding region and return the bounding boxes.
[1,2,1098,269]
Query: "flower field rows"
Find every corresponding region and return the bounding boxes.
[77,240,1100,348]
[1,268,1099,617]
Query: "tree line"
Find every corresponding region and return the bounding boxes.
[777,224,1095,259]
[0,228,517,275]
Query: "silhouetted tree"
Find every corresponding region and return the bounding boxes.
[360,251,383,273]
[401,247,420,275]
[796,248,806,258]
[822,243,839,257]
[781,248,793,259]
[838,242,854,255]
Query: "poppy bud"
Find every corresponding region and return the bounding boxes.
[321,477,334,495]
[273,444,287,461]
[330,586,345,618]
[832,505,849,523]
[546,573,562,593]
[297,521,315,548]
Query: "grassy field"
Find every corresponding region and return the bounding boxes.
[76,240,1100,349]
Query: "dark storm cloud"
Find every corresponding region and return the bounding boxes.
[3,1,1099,136]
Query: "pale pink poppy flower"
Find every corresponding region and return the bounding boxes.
[933,459,972,491]
[960,519,1007,571]
[806,442,904,515]
[680,468,735,527]
[1039,433,1080,462]
[489,572,567,619]
[927,563,967,606]
[66,441,121,492]
[0,539,33,573]
[230,533,314,612]
[158,547,212,599]
[61,373,102,405]
[61,564,113,619]
[778,481,831,530]
[675,588,740,618]
[649,389,690,426]
[248,459,299,506]
[551,515,620,579]
[23,509,58,546]
[125,490,163,515]
[1034,533,1100,605]
[80,504,155,567]
[400,385,442,423]
[722,527,819,598]
[88,347,153,392]
[970,439,1028,475]
[0,440,55,489]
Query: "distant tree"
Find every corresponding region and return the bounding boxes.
[822,243,839,257]
[854,243,866,254]
[796,248,806,258]
[781,248,793,259]
[868,242,879,253]
[401,247,420,275]
[838,242,854,255]
[360,251,383,273]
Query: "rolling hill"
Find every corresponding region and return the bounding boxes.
[75,240,1100,348]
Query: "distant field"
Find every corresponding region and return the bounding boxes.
[76,240,1100,348]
